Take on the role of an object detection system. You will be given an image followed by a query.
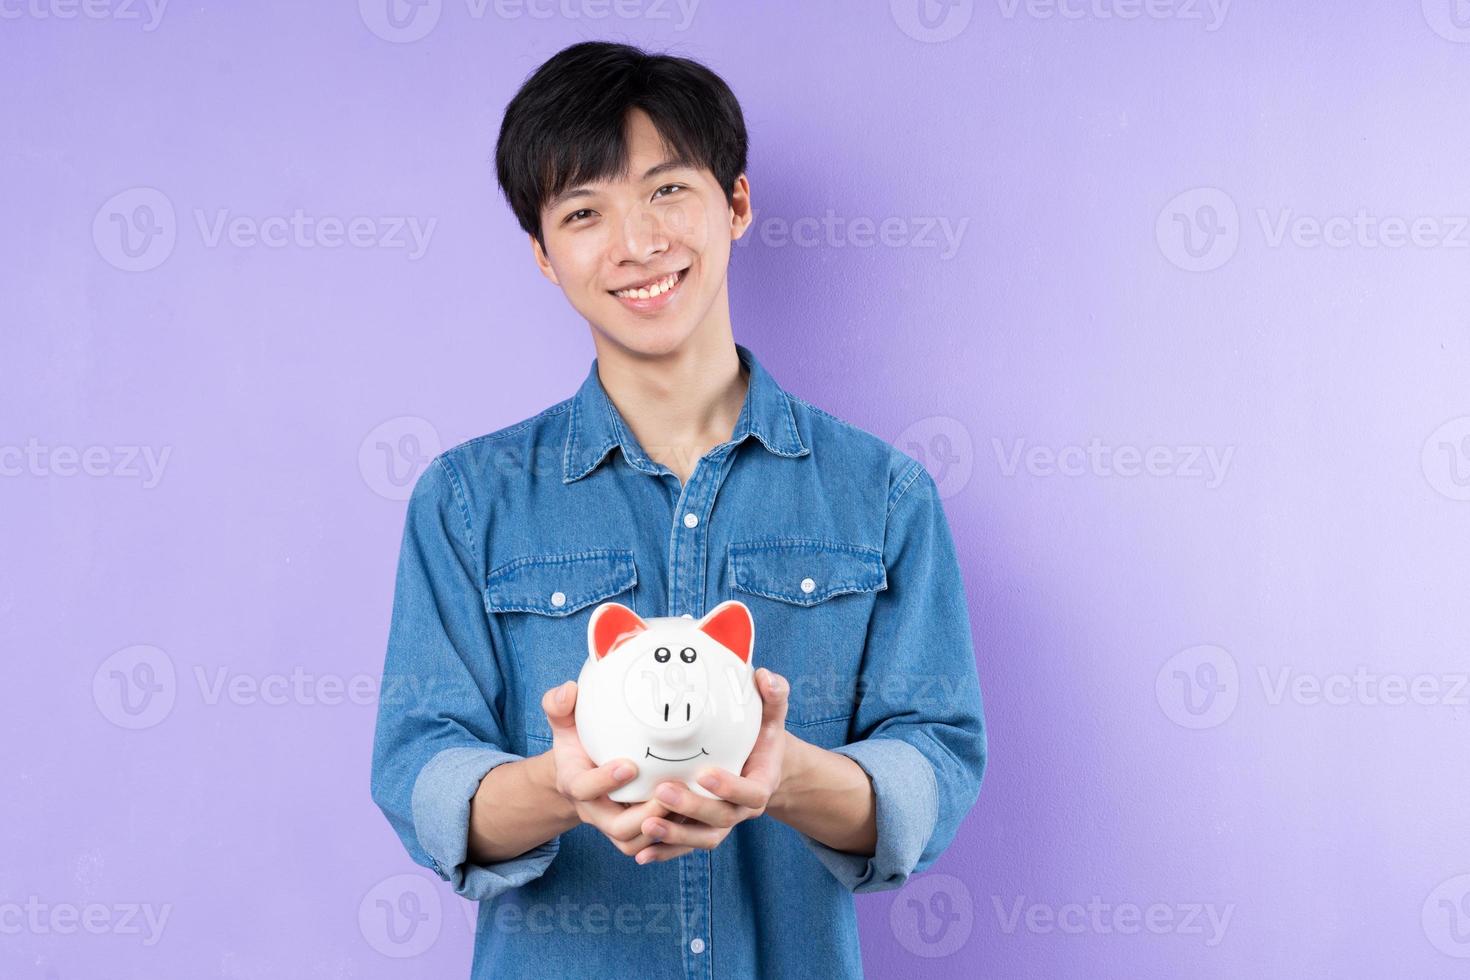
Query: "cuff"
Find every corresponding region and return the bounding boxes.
[798,737,938,893]
[410,745,561,901]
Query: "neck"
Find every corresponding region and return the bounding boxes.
[591,332,749,483]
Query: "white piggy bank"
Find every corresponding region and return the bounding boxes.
[575,599,762,803]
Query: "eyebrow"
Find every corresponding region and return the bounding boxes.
[545,160,693,213]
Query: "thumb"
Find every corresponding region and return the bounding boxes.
[542,680,578,733]
[758,668,789,729]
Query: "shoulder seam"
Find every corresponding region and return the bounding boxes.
[432,454,480,570]
[443,399,572,456]
[887,460,927,519]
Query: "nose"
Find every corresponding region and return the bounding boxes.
[660,698,695,725]
[609,204,670,266]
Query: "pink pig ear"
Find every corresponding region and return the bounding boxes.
[696,600,753,663]
[589,602,648,660]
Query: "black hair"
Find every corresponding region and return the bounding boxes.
[493,41,749,249]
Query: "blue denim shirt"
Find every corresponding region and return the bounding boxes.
[370,343,987,979]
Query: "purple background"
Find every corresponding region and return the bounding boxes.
[5,1,1470,977]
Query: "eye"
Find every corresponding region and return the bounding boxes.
[654,647,671,663]
[563,208,595,225]
[654,183,685,199]
[679,646,696,663]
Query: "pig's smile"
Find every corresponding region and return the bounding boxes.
[645,747,710,762]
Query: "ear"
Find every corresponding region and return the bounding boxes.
[588,602,648,660]
[696,600,753,663]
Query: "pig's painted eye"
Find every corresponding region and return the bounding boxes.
[679,646,697,663]
[654,646,671,663]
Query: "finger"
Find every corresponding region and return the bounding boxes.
[564,758,640,802]
[640,814,728,850]
[590,796,667,843]
[652,781,743,829]
[757,668,789,730]
[635,842,697,864]
[692,767,772,811]
[601,801,674,854]
[612,824,675,857]
[541,680,578,732]
[739,670,791,786]
[575,794,625,826]
[603,796,670,841]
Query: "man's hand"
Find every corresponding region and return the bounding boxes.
[541,680,697,861]
[633,667,791,864]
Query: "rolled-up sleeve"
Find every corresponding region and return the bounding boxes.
[798,461,987,893]
[370,455,559,901]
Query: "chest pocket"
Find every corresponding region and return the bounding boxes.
[484,548,638,744]
[727,538,887,741]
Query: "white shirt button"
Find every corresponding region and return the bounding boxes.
[550,591,566,607]
[690,938,705,954]
[800,577,816,594]
[681,613,693,619]
[683,512,699,528]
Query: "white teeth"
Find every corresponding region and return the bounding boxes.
[615,270,681,299]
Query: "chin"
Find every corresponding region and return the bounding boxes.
[600,320,697,358]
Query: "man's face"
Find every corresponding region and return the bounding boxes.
[532,108,750,356]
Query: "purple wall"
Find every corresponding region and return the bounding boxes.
[5,2,1470,977]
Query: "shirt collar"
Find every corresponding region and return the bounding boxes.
[563,342,809,484]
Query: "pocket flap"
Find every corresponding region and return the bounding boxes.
[728,538,887,606]
[484,548,637,616]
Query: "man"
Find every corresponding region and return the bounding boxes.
[370,40,986,979]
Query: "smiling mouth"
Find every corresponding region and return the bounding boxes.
[608,266,689,310]
[644,747,710,763]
